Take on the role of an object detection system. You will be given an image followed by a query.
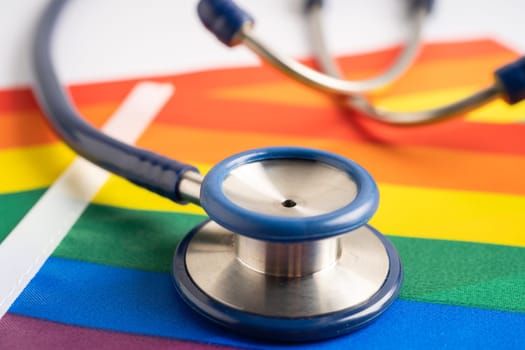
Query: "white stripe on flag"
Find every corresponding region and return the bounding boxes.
[0,82,174,318]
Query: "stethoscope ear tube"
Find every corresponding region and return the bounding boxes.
[33,0,406,341]
[32,0,198,204]
[408,0,434,13]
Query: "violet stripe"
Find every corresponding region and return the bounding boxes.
[0,314,237,350]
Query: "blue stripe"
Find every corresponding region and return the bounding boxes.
[10,257,525,349]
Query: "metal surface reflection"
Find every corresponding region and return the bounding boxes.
[185,221,389,318]
[222,159,358,218]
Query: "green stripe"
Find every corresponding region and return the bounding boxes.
[53,204,206,272]
[390,236,525,313]
[2,189,524,313]
[0,189,45,243]
[54,202,525,313]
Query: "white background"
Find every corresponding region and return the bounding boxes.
[1,0,523,88]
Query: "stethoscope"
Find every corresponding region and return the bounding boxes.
[32,0,523,343]
[199,0,525,124]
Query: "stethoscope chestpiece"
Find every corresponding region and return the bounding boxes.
[173,147,402,342]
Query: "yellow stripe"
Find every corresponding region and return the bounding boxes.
[466,98,525,123]
[92,164,525,247]
[375,86,475,110]
[375,86,525,124]
[0,143,74,193]
[4,146,524,247]
[372,184,525,247]
[91,164,211,216]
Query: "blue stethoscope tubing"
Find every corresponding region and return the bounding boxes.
[33,0,403,341]
[33,0,198,205]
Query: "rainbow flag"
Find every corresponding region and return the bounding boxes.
[0,39,524,349]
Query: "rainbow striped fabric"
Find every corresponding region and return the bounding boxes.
[1,39,524,349]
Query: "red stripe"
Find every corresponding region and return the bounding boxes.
[0,88,38,114]
[153,96,525,156]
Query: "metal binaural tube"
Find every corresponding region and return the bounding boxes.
[178,171,203,205]
[236,234,341,278]
[305,1,427,90]
[238,3,426,95]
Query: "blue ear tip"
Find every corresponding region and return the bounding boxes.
[197,0,254,47]
[304,0,323,12]
[495,56,525,105]
[410,0,434,12]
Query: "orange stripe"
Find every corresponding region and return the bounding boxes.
[136,125,525,196]
[0,104,120,149]
[0,111,57,149]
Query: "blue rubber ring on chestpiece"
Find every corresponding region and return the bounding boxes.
[200,147,379,242]
[172,222,402,342]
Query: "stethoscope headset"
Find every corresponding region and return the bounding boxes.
[199,0,525,124]
[33,0,525,342]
